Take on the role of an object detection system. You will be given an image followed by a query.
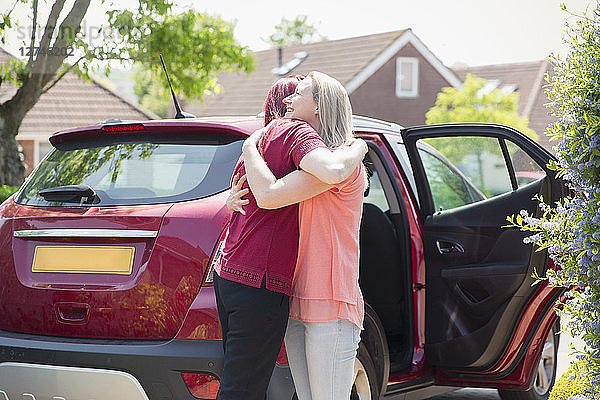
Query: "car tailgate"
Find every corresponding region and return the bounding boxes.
[0,200,220,340]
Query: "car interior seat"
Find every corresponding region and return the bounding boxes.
[359,203,405,340]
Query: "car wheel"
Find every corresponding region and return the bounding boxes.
[498,323,558,400]
[351,343,379,400]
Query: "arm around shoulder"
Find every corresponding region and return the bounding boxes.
[242,134,333,209]
[299,138,368,184]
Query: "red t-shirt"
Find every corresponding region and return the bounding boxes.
[218,119,327,295]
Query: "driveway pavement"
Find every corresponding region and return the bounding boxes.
[425,318,582,399]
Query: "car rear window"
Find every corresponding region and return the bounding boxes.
[16,136,243,207]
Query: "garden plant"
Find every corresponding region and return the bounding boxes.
[508,2,600,398]
[0,185,18,204]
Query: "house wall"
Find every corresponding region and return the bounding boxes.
[17,139,35,177]
[527,84,556,153]
[349,42,452,128]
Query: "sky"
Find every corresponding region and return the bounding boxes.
[192,0,594,66]
[3,0,596,68]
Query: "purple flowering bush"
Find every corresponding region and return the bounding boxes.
[507,2,600,399]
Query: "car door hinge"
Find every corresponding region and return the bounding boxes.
[413,283,426,291]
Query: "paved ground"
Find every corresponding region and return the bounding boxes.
[425,319,583,399]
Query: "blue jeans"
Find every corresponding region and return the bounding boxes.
[284,317,361,400]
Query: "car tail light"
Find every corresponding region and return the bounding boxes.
[181,373,220,399]
[101,123,146,133]
[276,342,289,366]
[204,225,229,285]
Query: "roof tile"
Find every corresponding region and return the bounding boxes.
[187,30,405,117]
[453,60,556,151]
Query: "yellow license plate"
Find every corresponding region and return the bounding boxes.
[32,246,135,274]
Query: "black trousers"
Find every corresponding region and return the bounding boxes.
[214,273,290,400]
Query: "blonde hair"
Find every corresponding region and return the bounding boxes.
[308,71,353,148]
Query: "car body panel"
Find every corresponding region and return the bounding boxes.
[2,202,206,339]
[2,146,241,340]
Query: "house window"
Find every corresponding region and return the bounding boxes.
[396,57,419,98]
[38,141,53,164]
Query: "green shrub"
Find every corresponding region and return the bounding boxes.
[0,185,19,204]
[549,361,591,400]
[507,2,600,396]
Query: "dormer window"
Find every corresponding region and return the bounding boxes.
[272,51,309,77]
[396,57,419,98]
[477,79,500,96]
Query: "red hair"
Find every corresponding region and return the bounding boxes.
[263,75,305,126]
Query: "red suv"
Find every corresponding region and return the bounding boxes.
[0,116,565,400]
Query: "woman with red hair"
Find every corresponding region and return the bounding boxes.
[263,75,306,125]
[214,74,366,400]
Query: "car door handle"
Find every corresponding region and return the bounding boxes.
[436,240,464,255]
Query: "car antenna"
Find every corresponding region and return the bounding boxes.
[160,54,196,119]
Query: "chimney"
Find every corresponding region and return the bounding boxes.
[278,47,283,68]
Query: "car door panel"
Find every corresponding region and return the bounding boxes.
[401,124,565,382]
[424,182,539,368]
[442,264,526,316]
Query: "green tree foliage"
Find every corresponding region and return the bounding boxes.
[0,0,255,186]
[426,73,537,139]
[132,66,170,118]
[424,74,538,196]
[110,10,254,100]
[267,15,326,47]
[0,185,19,203]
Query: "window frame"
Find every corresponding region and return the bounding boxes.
[395,57,419,99]
[364,144,402,215]
[400,124,556,218]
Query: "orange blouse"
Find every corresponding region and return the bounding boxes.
[289,164,365,329]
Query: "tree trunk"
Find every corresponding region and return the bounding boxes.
[0,0,91,187]
[0,108,26,186]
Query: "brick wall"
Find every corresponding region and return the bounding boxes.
[350,42,453,127]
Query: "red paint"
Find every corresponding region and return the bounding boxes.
[49,119,259,147]
[175,286,222,340]
[357,132,429,371]
[388,347,433,386]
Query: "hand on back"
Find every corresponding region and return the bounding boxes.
[226,173,249,215]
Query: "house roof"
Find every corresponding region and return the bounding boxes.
[452,60,549,119]
[0,47,157,140]
[187,29,461,118]
[452,60,554,150]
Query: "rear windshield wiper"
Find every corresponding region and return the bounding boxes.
[39,184,99,204]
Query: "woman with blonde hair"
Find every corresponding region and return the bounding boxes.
[215,73,366,400]
[230,71,367,400]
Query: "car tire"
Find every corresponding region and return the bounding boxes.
[351,342,379,400]
[498,323,559,400]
